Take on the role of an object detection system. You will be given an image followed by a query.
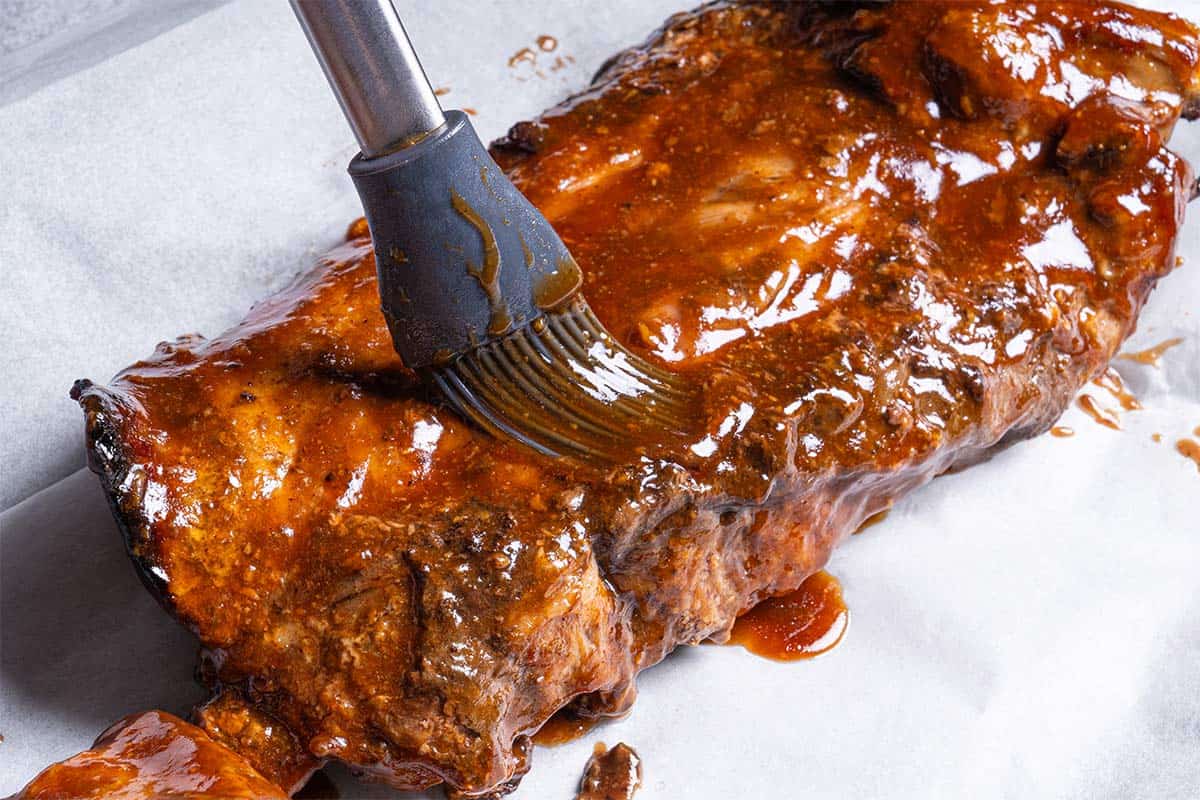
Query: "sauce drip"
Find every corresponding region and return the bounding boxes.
[450,188,512,336]
[854,509,889,534]
[729,570,848,661]
[1118,337,1183,367]
[533,712,601,747]
[1177,438,1200,472]
[1051,425,1075,438]
[1092,368,1141,411]
[1077,394,1121,431]
[575,743,642,800]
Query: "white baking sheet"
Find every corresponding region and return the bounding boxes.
[1,1,1199,798]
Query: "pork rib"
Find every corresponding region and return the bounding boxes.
[73,1,1200,795]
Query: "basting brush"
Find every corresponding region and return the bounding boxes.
[290,0,695,461]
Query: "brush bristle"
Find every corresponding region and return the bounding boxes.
[431,299,695,461]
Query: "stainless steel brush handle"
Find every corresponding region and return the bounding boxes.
[290,0,578,370]
[289,0,444,156]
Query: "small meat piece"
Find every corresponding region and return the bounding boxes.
[192,689,321,794]
[73,1,1200,796]
[7,711,287,800]
[575,743,642,800]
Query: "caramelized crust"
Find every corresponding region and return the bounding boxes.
[8,712,287,800]
[73,1,1199,795]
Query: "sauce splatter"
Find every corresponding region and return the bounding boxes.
[729,571,848,661]
[1092,367,1141,411]
[508,47,537,68]
[1153,433,1163,443]
[1178,438,1200,472]
[575,743,641,800]
[434,86,451,97]
[854,509,889,534]
[1077,394,1121,430]
[533,712,601,747]
[463,107,478,117]
[537,35,559,52]
[1118,337,1183,367]
[1051,425,1075,438]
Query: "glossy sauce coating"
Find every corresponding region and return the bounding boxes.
[9,712,286,800]
[729,571,849,661]
[74,1,1200,795]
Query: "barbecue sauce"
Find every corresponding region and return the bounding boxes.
[9,712,288,800]
[1077,395,1121,430]
[1092,368,1141,411]
[729,571,848,661]
[1177,438,1200,471]
[575,743,642,800]
[533,712,602,747]
[1119,338,1184,367]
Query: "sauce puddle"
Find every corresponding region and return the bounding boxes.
[1118,337,1183,367]
[729,570,848,661]
[533,712,603,747]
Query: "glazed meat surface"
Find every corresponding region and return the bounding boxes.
[7,712,288,800]
[74,1,1200,795]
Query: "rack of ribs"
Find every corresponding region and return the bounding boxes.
[69,0,1200,796]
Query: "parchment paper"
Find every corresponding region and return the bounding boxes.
[2,1,1198,798]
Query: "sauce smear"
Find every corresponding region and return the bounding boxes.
[508,47,537,68]
[1118,337,1183,367]
[1051,426,1074,438]
[1077,395,1121,430]
[729,570,848,661]
[1092,367,1141,411]
[853,509,889,534]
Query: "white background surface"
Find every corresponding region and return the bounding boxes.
[1,1,1199,798]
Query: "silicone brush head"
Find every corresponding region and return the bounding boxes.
[349,112,697,462]
[432,298,696,461]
